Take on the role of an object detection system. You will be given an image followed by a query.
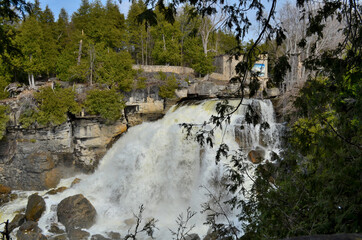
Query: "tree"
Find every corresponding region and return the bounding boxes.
[198,9,226,56]
[15,15,44,88]
[183,36,214,76]
[0,0,31,58]
[104,0,127,49]
[84,88,125,122]
[151,7,182,65]
[127,0,148,65]
[278,1,344,93]
[158,72,179,99]
[55,8,70,50]
[38,5,58,77]
[95,46,135,91]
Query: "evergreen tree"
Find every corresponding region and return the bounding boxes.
[104,0,127,49]
[56,8,70,50]
[184,36,214,76]
[126,0,147,64]
[151,7,182,65]
[39,5,58,77]
[15,15,44,88]
[95,46,135,91]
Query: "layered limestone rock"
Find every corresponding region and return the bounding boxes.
[0,116,128,190]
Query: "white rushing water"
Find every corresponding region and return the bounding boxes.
[1,99,282,239]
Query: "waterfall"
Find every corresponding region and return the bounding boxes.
[1,99,282,239]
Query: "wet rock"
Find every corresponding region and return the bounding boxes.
[57,194,96,230]
[70,178,81,187]
[185,233,201,240]
[106,231,121,240]
[270,151,280,162]
[91,234,111,240]
[25,193,46,222]
[16,221,47,240]
[48,223,65,234]
[0,185,17,207]
[0,184,11,194]
[67,228,90,240]
[247,147,265,164]
[46,187,67,195]
[8,213,26,233]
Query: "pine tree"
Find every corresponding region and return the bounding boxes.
[16,15,44,88]
[39,5,58,77]
[126,0,148,64]
[150,7,182,65]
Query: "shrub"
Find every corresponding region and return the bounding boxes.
[0,105,9,140]
[136,76,147,89]
[158,72,179,99]
[84,88,125,122]
[20,86,81,127]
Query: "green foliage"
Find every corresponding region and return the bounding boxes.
[184,37,215,76]
[150,7,182,65]
[19,108,37,129]
[126,0,147,64]
[135,76,147,89]
[158,72,179,99]
[20,87,81,127]
[0,57,13,99]
[0,105,9,140]
[16,15,44,76]
[85,88,125,122]
[237,22,362,240]
[96,47,135,91]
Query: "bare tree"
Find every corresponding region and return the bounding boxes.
[278,1,344,93]
[198,3,227,56]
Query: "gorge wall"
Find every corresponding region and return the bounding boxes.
[0,116,128,190]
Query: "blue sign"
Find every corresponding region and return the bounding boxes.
[252,63,265,77]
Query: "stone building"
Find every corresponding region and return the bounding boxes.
[211,54,268,84]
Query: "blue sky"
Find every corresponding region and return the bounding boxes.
[30,0,131,19]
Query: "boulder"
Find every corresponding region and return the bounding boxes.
[266,87,280,98]
[0,192,17,207]
[57,194,96,230]
[67,228,90,240]
[25,194,46,222]
[16,221,47,240]
[8,213,26,233]
[48,223,65,234]
[0,184,11,194]
[247,147,265,164]
[106,231,121,240]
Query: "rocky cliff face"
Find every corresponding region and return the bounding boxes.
[0,114,127,190]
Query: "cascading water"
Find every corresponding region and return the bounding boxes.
[0,98,283,239]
